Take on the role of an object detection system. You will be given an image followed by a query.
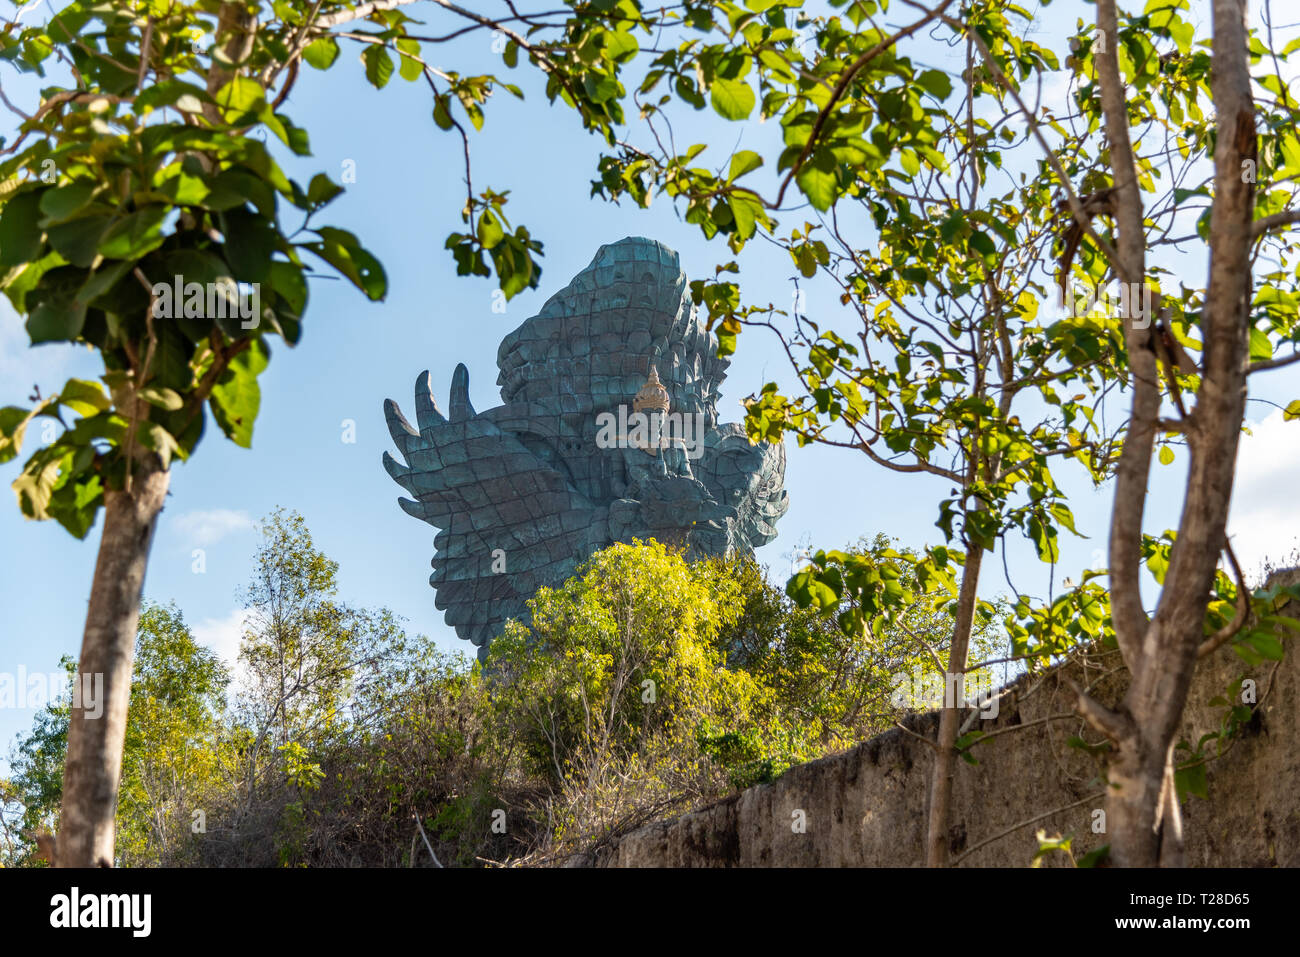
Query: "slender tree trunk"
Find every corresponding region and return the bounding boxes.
[925,541,984,867]
[1089,0,1255,867]
[55,455,169,867]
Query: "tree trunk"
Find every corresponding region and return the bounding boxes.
[925,541,984,867]
[1092,0,1255,867]
[55,455,169,867]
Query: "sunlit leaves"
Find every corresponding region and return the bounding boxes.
[711,76,756,119]
[445,189,543,299]
[303,36,340,70]
[362,45,394,89]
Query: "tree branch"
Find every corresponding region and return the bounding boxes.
[1197,541,1250,659]
[773,0,957,209]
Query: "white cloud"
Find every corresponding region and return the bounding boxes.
[192,608,249,671]
[1228,409,1300,577]
[169,508,254,547]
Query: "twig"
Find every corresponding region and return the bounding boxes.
[950,790,1104,866]
[1064,676,1130,742]
[895,719,939,751]
[960,712,1078,750]
[412,812,443,868]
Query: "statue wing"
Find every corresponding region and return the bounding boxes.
[383,365,597,654]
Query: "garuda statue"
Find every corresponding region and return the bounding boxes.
[383,237,788,659]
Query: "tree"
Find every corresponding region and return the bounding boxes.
[234,507,408,807]
[484,539,754,851]
[3,657,74,865]
[483,537,995,859]
[116,602,232,866]
[2,534,1032,867]
[0,0,666,865]
[715,535,1006,752]
[5,604,232,866]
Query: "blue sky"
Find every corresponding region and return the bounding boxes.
[2,1,1299,768]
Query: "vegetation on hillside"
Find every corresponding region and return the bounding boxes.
[2,510,1000,867]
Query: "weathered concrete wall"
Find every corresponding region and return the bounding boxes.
[594,573,1300,867]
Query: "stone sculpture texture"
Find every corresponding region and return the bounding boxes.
[383,237,789,659]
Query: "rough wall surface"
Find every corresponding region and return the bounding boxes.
[593,576,1300,867]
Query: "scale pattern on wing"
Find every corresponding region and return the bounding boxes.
[383,365,595,652]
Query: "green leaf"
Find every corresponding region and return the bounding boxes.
[220,207,278,284]
[98,207,168,260]
[711,77,755,120]
[477,211,504,249]
[133,79,212,115]
[139,386,183,411]
[1244,630,1284,660]
[727,149,763,182]
[1248,326,1271,363]
[1076,844,1110,868]
[59,378,111,416]
[433,95,454,130]
[1049,501,1080,536]
[917,69,953,100]
[268,261,307,319]
[209,339,270,448]
[363,46,395,89]
[0,406,34,464]
[1174,761,1208,801]
[38,182,97,224]
[302,37,340,70]
[306,173,343,209]
[2,251,63,313]
[1028,515,1059,563]
[603,30,639,62]
[796,152,837,212]
[213,77,266,118]
[1284,400,1300,421]
[46,471,101,539]
[45,214,112,268]
[0,189,46,267]
[13,448,64,520]
[396,38,422,82]
[27,295,86,343]
[135,420,183,469]
[305,227,387,300]
[150,321,196,392]
[729,194,765,240]
[969,230,997,258]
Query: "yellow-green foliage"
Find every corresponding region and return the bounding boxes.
[116,602,238,867]
[483,541,767,850]
[4,527,1001,867]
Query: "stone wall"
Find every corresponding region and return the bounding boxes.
[593,573,1300,867]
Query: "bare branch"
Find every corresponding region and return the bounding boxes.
[1064,676,1130,743]
[1251,207,1300,237]
[1248,349,1300,374]
[950,790,1105,866]
[314,0,424,29]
